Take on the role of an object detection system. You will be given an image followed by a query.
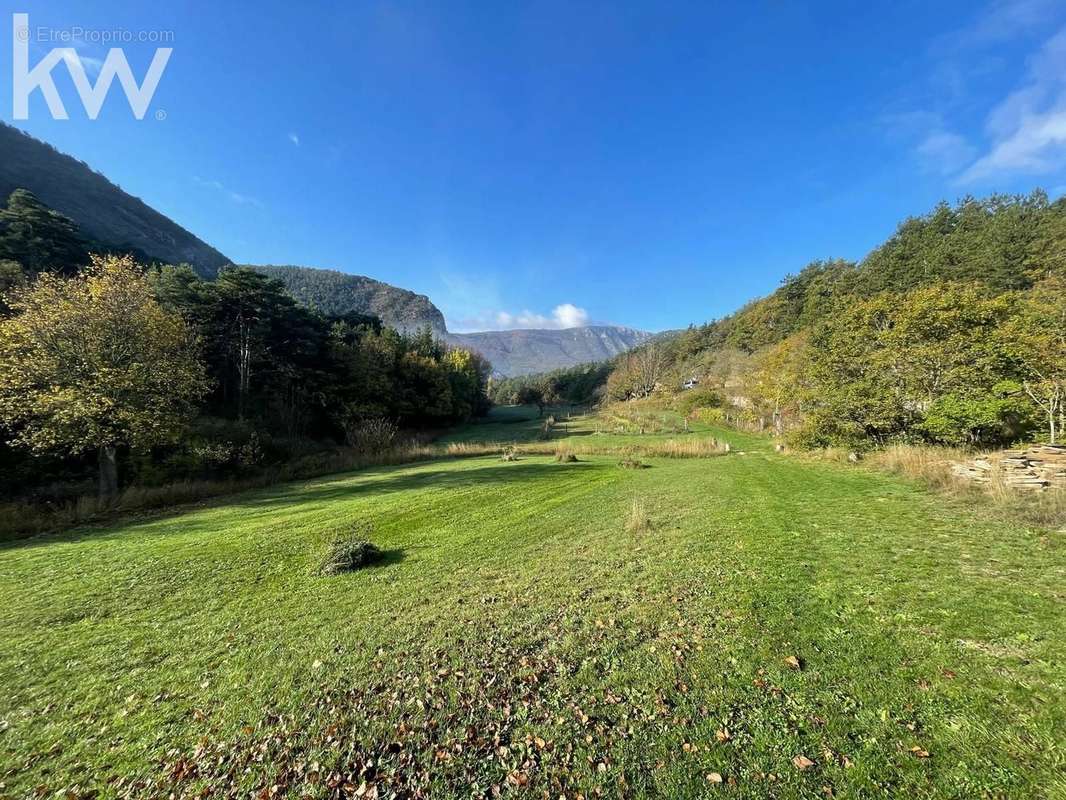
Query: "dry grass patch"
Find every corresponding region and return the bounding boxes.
[810,443,1066,530]
[641,437,731,458]
[554,446,579,463]
[443,441,504,458]
[624,499,653,533]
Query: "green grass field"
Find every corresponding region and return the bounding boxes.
[1,408,1063,798]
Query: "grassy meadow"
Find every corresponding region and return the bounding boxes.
[1,407,1063,798]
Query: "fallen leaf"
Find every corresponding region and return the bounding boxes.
[706,772,724,784]
[784,655,802,670]
[793,755,815,770]
[910,746,930,758]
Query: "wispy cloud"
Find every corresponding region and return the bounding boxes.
[936,0,1058,50]
[916,130,978,175]
[59,49,103,78]
[885,1,1066,184]
[883,111,976,175]
[288,132,300,146]
[450,303,591,332]
[958,25,1066,182]
[192,175,263,208]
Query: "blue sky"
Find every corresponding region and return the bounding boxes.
[3,1,1066,332]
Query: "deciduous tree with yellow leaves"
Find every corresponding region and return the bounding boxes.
[0,255,208,502]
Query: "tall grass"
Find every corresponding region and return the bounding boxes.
[458,436,731,460]
[815,443,1066,530]
[639,438,730,458]
[624,499,653,533]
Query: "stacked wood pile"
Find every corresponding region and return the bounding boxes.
[951,444,1066,491]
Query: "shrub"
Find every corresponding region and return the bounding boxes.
[691,406,726,425]
[554,448,579,463]
[618,458,648,470]
[674,387,723,417]
[345,417,399,454]
[501,445,519,462]
[318,524,382,575]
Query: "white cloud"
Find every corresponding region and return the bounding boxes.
[551,303,589,328]
[450,303,591,332]
[958,25,1066,182]
[288,132,300,146]
[192,175,263,208]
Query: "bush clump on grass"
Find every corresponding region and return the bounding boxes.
[618,458,648,470]
[343,417,400,454]
[318,524,382,575]
[501,445,520,462]
[554,447,579,463]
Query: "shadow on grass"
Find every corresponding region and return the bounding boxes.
[260,460,599,508]
[1,460,604,552]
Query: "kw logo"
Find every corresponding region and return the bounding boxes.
[12,13,172,120]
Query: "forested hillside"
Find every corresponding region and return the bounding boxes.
[0,124,229,276]
[250,264,448,335]
[249,265,649,375]
[0,254,491,512]
[596,191,1065,449]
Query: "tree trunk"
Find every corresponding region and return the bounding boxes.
[98,445,118,505]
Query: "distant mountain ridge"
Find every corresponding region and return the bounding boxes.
[448,326,651,376]
[0,123,229,277]
[247,265,648,374]
[249,264,447,335]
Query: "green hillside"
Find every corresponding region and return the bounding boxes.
[0,124,230,277]
[249,264,448,335]
[666,191,1065,359]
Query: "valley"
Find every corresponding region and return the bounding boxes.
[1,407,1062,798]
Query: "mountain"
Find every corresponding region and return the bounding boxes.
[250,264,648,374]
[3,125,648,375]
[449,326,651,376]
[0,123,229,277]
[248,265,447,335]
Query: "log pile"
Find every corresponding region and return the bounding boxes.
[951,444,1066,491]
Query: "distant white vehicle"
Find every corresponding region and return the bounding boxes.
[682,378,699,390]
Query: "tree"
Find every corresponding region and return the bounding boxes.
[443,347,491,421]
[0,255,208,501]
[802,283,1018,446]
[1003,277,1066,443]
[748,332,809,435]
[0,189,89,276]
[606,342,667,401]
[516,384,546,417]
